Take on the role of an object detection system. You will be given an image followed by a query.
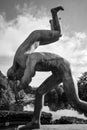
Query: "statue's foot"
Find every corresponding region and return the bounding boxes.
[51,6,64,14]
[18,121,40,130]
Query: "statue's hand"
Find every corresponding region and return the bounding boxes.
[17,79,29,94]
[15,80,23,92]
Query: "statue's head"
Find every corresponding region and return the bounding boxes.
[7,67,16,81]
[7,66,24,81]
[15,68,24,80]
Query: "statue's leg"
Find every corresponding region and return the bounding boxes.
[39,6,64,45]
[28,6,64,46]
[16,6,64,52]
[19,74,61,130]
[51,6,64,32]
[49,19,54,30]
[61,62,87,113]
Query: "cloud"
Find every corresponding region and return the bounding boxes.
[0,3,87,82]
[75,32,86,39]
[15,2,48,18]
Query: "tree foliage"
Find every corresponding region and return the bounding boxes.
[78,72,87,101]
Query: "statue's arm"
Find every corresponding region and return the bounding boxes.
[20,54,39,88]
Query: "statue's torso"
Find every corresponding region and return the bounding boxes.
[33,52,65,73]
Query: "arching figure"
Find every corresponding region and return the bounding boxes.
[16,52,87,130]
[7,6,64,81]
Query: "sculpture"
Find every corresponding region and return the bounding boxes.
[6,5,87,130]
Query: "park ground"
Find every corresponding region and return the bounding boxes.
[38,124,87,130]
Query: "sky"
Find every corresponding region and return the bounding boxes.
[0,0,87,86]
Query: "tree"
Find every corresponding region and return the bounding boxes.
[78,72,87,101]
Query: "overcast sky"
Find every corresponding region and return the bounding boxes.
[0,0,87,86]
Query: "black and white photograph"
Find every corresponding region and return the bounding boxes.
[0,0,87,130]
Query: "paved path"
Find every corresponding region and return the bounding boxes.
[39,124,87,130]
[2,124,87,130]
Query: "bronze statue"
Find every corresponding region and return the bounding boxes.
[6,4,87,128]
[6,6,87,130]
[7,6,87,129]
